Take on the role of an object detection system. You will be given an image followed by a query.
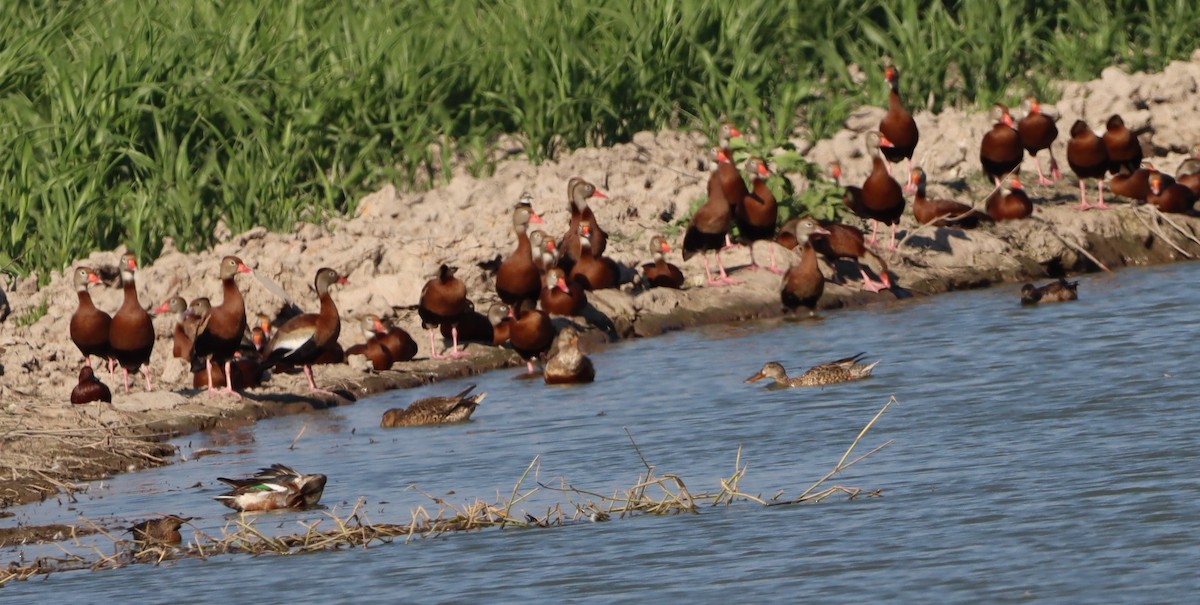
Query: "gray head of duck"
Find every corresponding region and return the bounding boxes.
[744,361,788,384]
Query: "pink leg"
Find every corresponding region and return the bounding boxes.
[222,359,241,397]
[859,267,889,293]
[766,244,783,275]
[84,356,92,369]
[866,221,880,246]
[887,223,898,251]
[142,366,153,392]
[745,241,761,271]
[715,250,742,285]
[303,365,337,397]
[1095,180,1109,209]
[1049,153,1062,181]
[122,367,131,394]
[701,254,723,287]
[526,359,536,374]
[1034,153,1053,186]
[1076,179,1092,210]
[445,325,469,359]
[108,358,116,380]
[204,358,221,395]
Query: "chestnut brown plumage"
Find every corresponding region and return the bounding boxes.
[262,267,347,395]
[540,266,587,316]
[734,157,781,273]
[347,315,395,371]
[683,146,740,286]
[878,64,919,177]
[1016,96,1061,185]
[1109,164,1162,203]
[69,267,112,372]
[418,264,470,359]
[567,221,620,291]
[1103,114,1143,176]
[1066,120,1110,210]
[798,219,891,293]
[861,131,906,250]
[980,103,1023,185]
[557,178,608,273]
[1146,170,1197,214]
[109,253,155,393]
[780,218,829,316]
[985,177,1033,221]
[642,235,685,289]
[70,366,112,404]
[192,256,252,395]
[495,197,545,308]
[509,300,556,374]
[909,168,991,229]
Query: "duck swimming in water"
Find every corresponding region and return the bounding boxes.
[1020,278,1079,305]
[744,354,879,387]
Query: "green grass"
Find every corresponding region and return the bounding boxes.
[1,0,1198,281]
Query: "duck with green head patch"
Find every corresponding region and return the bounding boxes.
[214,464,327,512]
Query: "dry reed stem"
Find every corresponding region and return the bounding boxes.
[2,396,895,584]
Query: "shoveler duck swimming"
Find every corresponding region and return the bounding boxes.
[128,514,192,544]
[214,464,327,512]
[1020,278,1079,305]
[380,384,486,428]
[744,354,879,387]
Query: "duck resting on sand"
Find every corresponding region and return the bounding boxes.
[744,354,879,387]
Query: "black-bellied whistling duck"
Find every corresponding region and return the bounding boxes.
[879,64,919,178]
[1146,170,1197,214]
[568,221,620,291]
[70,366,112,404]
[194,355,263,391]
[263,267,347,395]
[683,146,740,286]
[831,161,871,221]
[153,295,192,361]
[1021,278,1079,305]
[346,315,394,371]
[509,300,556,375]
[70,266,113,373]
[642,235,685,289]
[735,157,782,273]
[780,218,829,316]
[495,198,545,308]
[1066,120,1110,210]
[1175,158,1200,197]
[488,303,513,346]
[1110,163,1165,203]
[380,385,486,428]
[714,123,749,230]
[801,220,891,293]
[529,229,558,274]
[558,178,608,272]
[1016,96,1061,185]
[419,264,470,359]
[109,253,155,393]
[380,317,418,363]
[180,298,212,367]
[862,131,906,250]
[980,103,1023,186]
[192,255,252,395]
[543,326,595,385]
[443,300,493,347]
[1103,114,1142,176]
[540,266,587,316]
[909,168,992,229]
[985,177,1033,221]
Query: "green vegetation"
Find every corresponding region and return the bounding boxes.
[1,0,1198,280]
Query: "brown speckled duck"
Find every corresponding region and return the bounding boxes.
[128,515,192,545]
[1021,278,1079,305]
[543,326,595,385]
[380,384,486,428]
[744,354,879,388]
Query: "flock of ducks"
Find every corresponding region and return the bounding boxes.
[66,62,1171,542]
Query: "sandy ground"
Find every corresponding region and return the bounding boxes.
[2,54,1200,518]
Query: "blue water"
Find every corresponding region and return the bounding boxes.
[5,262,1200,602]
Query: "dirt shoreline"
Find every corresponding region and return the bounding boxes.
[3,57,1200,521]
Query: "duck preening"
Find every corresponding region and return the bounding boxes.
[744,354,879,388]
[214,464,327,512]
[1016,96,1060,185]
[380,384,486,427]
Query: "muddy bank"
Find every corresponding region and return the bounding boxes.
[3,56,1200,519]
